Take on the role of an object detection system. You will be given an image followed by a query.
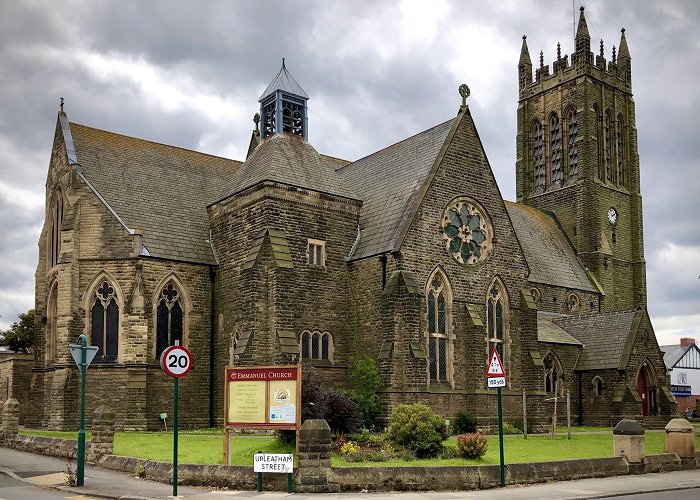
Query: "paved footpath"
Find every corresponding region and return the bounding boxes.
[0,448,699,500]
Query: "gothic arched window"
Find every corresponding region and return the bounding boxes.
[550,114,562,186]
[300,330,333,362]
[49,188,64,268]
[91,280,119,362]
[486,279,508,370]
[156,281,184,359]
[543,352,563,395]
[47,282,58,363]
[567,109,578,179]
[604,111,613,182]
[592,376,604,397]
[533,121,545,192]
[616,114,625,187]
[427,270,452,385]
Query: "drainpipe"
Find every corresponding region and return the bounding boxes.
[379,254,388,289]
[577,371,583,426]
[209,265,217,428]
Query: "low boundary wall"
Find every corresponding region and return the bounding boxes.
[0,433,698,492]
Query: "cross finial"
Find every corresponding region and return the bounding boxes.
[458,84,470,107]
[60,97,64,112]
[621,28,625,34]
[580,6,584,12]
[253,112,260,132]
[282,57,286,68]
[522,35,526,41]
[557,42,561,60]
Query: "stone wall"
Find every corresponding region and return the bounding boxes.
[0,355,32,424]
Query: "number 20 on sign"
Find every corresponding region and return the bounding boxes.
[160,345,192,377]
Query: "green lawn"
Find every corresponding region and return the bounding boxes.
[19,428,699,467]
[332,432,700,467]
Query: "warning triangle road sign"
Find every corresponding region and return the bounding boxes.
[486,347,506,377]
[68,344,100,369]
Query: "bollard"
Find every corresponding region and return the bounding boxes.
[665,418,695,459]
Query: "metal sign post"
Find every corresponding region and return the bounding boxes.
[160,341,192,497]
[487,347,507,488]
[68,336,99,487]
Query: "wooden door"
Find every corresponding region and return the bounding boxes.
[637,370,648,416]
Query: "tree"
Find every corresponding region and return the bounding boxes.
[0,309,35,352]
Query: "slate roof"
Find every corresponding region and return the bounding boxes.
[661,344,691,369]
[259,62,308,101]
[505,202,597,293]
[69,122,241,264]
[337,119,455,260]
[537,312,582,345]
[221,133,357,201]
[551,310,639,370]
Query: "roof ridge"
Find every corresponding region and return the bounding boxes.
[70,122,242,164]
[337,118,454,172]
[556,309,638,321]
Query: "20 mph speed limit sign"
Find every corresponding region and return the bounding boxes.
[160,345,192,378]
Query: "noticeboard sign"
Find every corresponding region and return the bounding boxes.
[225,366,300,430]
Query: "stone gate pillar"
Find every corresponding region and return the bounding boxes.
[296,419,337,493]
[88,405,115,463]
[1,398,19,437]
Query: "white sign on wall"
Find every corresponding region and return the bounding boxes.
[253,453,293,473]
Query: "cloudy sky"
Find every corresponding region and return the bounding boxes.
[0,0,698,345]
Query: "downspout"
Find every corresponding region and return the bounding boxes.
[209,265,217,428]
[207,229,219,429]
[380,254,388,289]
[577,371,583,426]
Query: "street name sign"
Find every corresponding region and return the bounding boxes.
[254,453,293,473]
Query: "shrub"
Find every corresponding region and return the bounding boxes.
[501,422,522,435]
[347,356,384,429]
[321,389,363,435]
[453,411,478,435]
[298,367,364,436]
[456,433,488,459]
[386,403,448,458]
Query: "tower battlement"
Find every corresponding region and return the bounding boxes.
[518,7,632,100]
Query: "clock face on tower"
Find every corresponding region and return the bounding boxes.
[608,207,618,226]
[441,197,493,265]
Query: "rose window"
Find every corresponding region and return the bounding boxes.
[441,198,493,265]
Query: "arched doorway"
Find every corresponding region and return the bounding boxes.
[636,362,658,417]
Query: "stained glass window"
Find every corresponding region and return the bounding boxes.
[50,189,64,268]
[486,280,507,377]
[533,121,545,191]
[543,353,562,394]
[616,115,625,186]
[427,270,451,385]
[441,198,493,266]
[300,330,332,362]
[91,280,119,362]
[155,282,185,359]
[550,115,562,185]
[301,332,309,358]
[567,110,578,179]
[47,282,58,363]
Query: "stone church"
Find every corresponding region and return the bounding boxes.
[30,8,675,430]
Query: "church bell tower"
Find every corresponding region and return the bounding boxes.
[259,59,309,140]
[515,7,645,312]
